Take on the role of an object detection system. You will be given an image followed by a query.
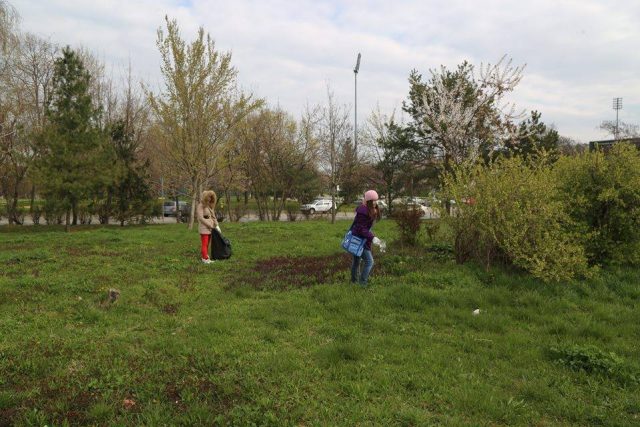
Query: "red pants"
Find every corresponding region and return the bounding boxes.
[200,234,210,259]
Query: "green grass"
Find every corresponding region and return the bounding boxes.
[1,219,639,425]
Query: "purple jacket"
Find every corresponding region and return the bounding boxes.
[352,204,375,250]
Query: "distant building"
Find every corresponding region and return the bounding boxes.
[589,137,640,152]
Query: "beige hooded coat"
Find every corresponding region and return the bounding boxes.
[197,190,218,235]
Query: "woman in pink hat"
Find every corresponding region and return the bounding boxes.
[350,190,382,285]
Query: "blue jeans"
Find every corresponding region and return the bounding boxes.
[351,249,374,285]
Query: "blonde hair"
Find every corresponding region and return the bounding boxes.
[201,190,217,208]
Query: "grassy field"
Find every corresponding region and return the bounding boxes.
[1,220,639,426]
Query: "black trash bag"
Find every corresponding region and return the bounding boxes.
[210,228,232,260]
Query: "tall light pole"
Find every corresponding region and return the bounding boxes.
[353,53,361,159]
[613,97,623,140]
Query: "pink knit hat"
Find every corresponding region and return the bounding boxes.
[364,190,379,202]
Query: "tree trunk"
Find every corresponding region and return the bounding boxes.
[271,190,278,221]
[71,199,78,226]
[65,208,71,232]
[276,191,287,221]
[29,185,36,215]
[330,181,336,224]
[174,195,180,224]
[9,185,20,225]
[255,192,266,221]
[103,189,113,225]
[189,191,197,229]
[225,190,232,221]
[444,154,453,215]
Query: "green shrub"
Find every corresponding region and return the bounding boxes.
[77,200,93,224]
[232,204,247,222]
[43,199,65,225]
[286,205,299,221]
[549,344,639,385]
[93,196,113,224]
[31,205,42,225]
[555,143,640,266]
[151,199,163,217]
[5,205,26,224]
[392,205,423,246]
[441,154,591,282]
[423,219,440,243]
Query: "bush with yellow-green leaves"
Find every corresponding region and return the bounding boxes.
[442,143,640,281]
[555,143,640,266]
[441,153,591,282]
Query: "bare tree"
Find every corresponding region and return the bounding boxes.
[292,104,323,201]
[0,0,19,53]
[0,0,19,180]
[558,135,588,156]
[215,130,249,220]
[236,107,320,220]
[0,31,58,223]
[599,120,639,140]
[319,86,352,224]
[11,34,57,209]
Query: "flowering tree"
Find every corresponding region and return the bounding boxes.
[404,56,526,173]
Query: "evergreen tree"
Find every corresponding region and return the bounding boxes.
[376,119,414,213]
[110,119,154,225]
[501,111,559,162]
[36,46,114,231]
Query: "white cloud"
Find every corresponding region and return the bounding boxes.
[11,0,640,142]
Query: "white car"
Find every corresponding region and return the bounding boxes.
[300,199,335,214]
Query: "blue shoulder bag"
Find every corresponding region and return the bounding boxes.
[341,219,366,257]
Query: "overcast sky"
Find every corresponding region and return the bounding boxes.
[11,0,640,143]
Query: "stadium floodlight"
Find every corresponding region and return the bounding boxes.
[613,97,622,140]
[354,53,361,157]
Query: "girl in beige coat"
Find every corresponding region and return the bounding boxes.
[197,190,219,263]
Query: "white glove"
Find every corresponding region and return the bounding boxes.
[215,225,221,233]
[373,237,386,253]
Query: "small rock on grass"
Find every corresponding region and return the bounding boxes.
[108,288,120,303]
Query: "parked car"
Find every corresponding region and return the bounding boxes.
[300,199,335,214]
[407,196,428,206]
[163,200,191,217]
